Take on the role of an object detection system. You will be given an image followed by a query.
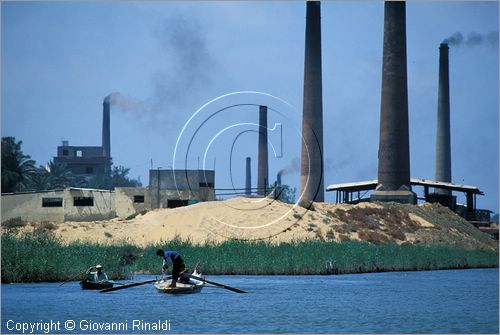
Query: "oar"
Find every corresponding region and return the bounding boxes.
[59,270,86,286]
[184,274,246,293]
[99,276,172,293]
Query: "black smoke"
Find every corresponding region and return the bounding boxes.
[443,31,498,47]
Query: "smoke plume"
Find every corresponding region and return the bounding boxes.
[104,92,145,116]
[151,13,215,108]
[443,31,498,47]
[103,13,215,133]
[278,157,300,176]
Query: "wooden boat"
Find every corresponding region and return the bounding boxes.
[80,280,114,290]
[154,272,204,294]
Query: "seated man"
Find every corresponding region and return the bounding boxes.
[86,264,109,283]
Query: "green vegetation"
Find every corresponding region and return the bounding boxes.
[1,137,37,192]
[86,166,141,190]
[1,231,498,282]
[1,136,141,192]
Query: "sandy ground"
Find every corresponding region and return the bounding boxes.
[5,197,498,250]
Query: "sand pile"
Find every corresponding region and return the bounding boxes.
[5,197,498,250]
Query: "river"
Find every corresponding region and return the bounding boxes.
[2,268,498,334]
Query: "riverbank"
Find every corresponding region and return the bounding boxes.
[2,231,497,282]
[3,199,497,251]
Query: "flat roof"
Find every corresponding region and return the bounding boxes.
[2,187,115,196]
[326,178,483,195]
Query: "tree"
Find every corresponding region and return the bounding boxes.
[1,137,36,192]
[29,160,87,190]
[274,184,297,204]
[86,165,141,190]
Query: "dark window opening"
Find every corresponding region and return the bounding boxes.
[85,167,94,174]
[42,197,63,207]
[134,195,145,203]
[74,196,94,206]
[167,200,189,208]
[199,182,214,188]
[62,149,69,156]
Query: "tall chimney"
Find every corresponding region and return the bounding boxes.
[245,157,252,196]
[435,43,451,195]
[257,106,269,195]
[102,97,111,174]
[300,0,324,203]
[371,1,416,204]
[277,171,282,185]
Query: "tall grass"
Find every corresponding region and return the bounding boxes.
[1,232,498,282]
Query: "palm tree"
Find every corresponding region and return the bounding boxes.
[1,137,36,193]
[43,160,86,189]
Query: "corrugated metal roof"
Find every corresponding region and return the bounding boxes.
[326,178,482,194]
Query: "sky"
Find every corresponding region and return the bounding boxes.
[2,1,498,213]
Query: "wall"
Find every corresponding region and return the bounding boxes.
[1,190,65,223]
[115,187,150,218]
[63,189,115,221]
[149,169,215,209]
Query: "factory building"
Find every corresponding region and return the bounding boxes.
[149,169,215,209]
[54,141,111,178]
[1,169,215,223]
[54,97,112,178]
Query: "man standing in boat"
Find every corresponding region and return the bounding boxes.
[156,249,186,288]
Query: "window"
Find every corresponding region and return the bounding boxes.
[42,197,63,207]
[199,182,214,188]
[85,167,94,174]
[74,197,94,206]
[134,195,145,203]
[167,200,189,208]
[76,150,83,157]
[62,149,69,156]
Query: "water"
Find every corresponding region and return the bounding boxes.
[2,268,498,334]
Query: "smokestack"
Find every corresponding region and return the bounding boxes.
[257,106,269,195]
[102,97,111,174]
[300,1,324,203]
[245,157,252,196]
[371,1,416,204]
[435,43,451,195]
[277,171,282,185]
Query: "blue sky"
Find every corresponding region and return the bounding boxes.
[2,1,498,212]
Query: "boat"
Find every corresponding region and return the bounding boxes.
[154,271,204,294]
[80,280,115,290]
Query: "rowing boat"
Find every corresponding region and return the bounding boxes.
[154,272,204,294]
[80,280,114,290]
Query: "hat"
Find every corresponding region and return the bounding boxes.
[96,264,102,269]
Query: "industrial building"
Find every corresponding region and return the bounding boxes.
[149,169,215,209]
[54,97,112,178]
[1,169,215,223]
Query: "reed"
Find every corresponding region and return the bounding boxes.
[1,232,497,282]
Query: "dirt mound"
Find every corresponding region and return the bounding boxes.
[5,198,497,250]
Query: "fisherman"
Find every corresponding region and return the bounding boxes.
[86,264,109,283]
[156,249,186,288]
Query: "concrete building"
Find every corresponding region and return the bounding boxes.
[115,187,150,218]
[54,141,111,178]
[1,188,116,223]
[2,169,215,223]
[149,169,215,209]
[54,97,112,178]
